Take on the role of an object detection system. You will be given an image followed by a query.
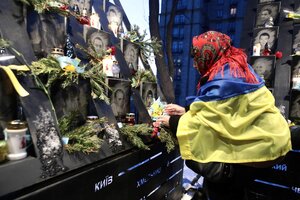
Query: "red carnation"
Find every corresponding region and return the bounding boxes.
[151,127,160,138]
[78,17,90,25]
[60,4,69,10]
[275,51,283,59]
[110,46,116,55]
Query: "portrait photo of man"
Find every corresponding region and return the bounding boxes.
[140,82,157,109]
[106,3,124,37]
[253,27,278,54]
[107,78,131,121]
[84,27,110,53]
[250,56,275,87]
[123,42,139,75]
[255,2,280,28]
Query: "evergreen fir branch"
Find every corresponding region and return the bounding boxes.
[89,78,110,103]
[123,25,162,63]
[159,127,177,153]
[30,55,110,102]
[75,43,107,65]
[46,72,60,89]
[119,124,153,150]
[77,43,113,102]
[119,124,176,153]
[64,135,103,154]
[30,57,81,90]
[31,57,61,76]
[83,65,111,103]
[60,72,79,88]
[59,114,107,154]
[139,36,162,62]
[131,69,156,88]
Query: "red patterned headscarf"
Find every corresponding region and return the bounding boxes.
[191,31,258,85]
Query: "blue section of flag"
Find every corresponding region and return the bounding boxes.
[190,64,265,102]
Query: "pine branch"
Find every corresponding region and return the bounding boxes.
[159,127,177,153]
[131,70,156,88]
[119,124,153,150]
[123,25,162,63]
[59,114,107,154]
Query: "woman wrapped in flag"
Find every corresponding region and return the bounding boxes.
[155,31,291,199]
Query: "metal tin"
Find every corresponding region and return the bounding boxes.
[6,120,27,130]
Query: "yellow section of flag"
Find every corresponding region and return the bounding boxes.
[177,86,291,164]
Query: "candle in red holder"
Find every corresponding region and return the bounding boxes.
[125,113,135,125]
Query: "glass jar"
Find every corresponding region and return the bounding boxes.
[86,115,99,123]
[50,47,64,58]
[5,120,28,160]
[125,113,135,126]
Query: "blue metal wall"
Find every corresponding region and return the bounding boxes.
[159,0,248,106]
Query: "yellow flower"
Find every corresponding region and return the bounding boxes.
[64,65,76,72]
[149,102,164,118]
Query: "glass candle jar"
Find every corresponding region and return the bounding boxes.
[125,113,135,126]
[5,120,28,160]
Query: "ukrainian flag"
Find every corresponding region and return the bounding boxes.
[177,64,291,164]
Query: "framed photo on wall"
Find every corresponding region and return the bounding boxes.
[122,40,140,75]
[292,25,300,55]
[253,27,279,55]
[290,90,300,120]
[69,0,91,15]
[250,55,276,87]
[292,57,300,90]
[255,2,281,28]
[140,82,157,109]
[106,78,131,121]
[105,2,124,37]
[83,26,111,53]
[292,56,300,79]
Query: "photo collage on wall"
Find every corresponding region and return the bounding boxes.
[291,55,300,120]
[289,5,300,120]
[250,1,281,89]
[66,1,153,121]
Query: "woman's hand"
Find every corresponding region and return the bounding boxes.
[164,104,185,116]
[153,116,171,128]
